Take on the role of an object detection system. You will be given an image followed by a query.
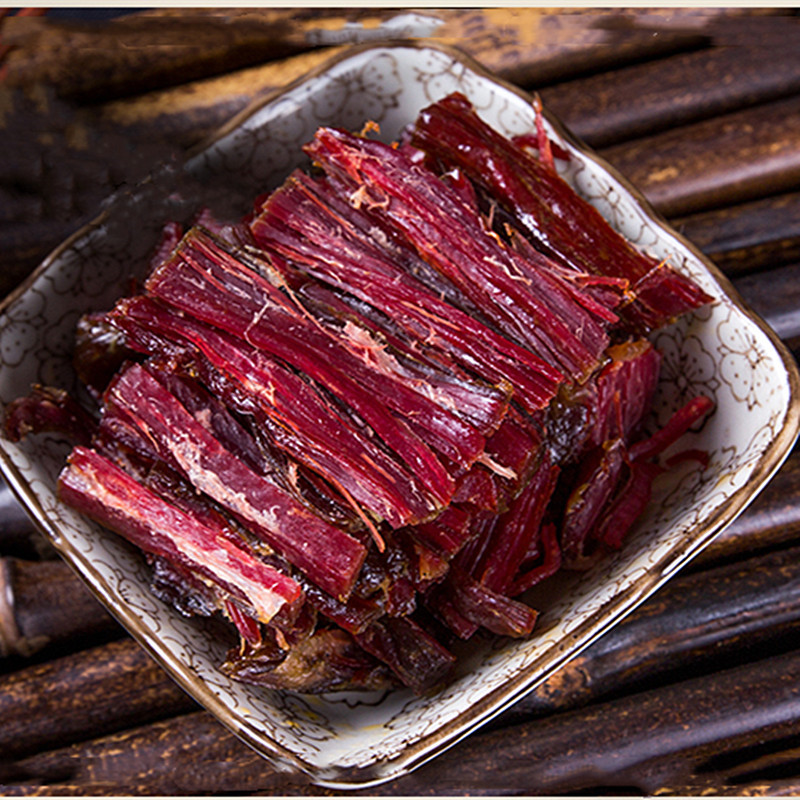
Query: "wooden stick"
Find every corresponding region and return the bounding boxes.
[697,450,800,567]
[673,191,800,277]
[0,9,331,100]
[511,541,800,720]
[0,8,733,102]
[94,47,350,150]
[734,262,800,341]
[416,7,713,90]
[0,710,292,795]
[0,782,124,796]
[600,94,800,217]
[0,558,119,658]
[5,541,800,794]
[8,647,800,795]
[87,9,713,150]
[0,637,195,760]
[539,24,800,148]
[367,648,800,796]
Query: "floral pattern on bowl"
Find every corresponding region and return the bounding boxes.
[1,43,798,788]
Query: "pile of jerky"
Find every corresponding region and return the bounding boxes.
[6,94,714,694]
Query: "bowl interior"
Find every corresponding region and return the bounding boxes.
[1,43,797,787]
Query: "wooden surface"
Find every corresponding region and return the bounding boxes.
[2,7,800,796]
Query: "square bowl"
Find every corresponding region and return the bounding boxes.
[1,42,799,788]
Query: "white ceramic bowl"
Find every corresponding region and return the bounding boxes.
[1,43,798,788]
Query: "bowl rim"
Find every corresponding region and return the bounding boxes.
[2,39,799,788]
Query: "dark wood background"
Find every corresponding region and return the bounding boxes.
[2,7,800,795]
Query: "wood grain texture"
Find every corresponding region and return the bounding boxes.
[0,711,289,795]
[7,644,800,795]
[86,11,793,154]
[735,262,800,341]
[95,47,350,150]
[674,191,800,276]
[539,18,800,148]
[0,10,324,100]
[427,7,711,88]
[600,95,800,217]
[1,7,742,102]
[3,543,800,794]
[497,544,800,725]
[0,638,194,760]
[368,649,800,796]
